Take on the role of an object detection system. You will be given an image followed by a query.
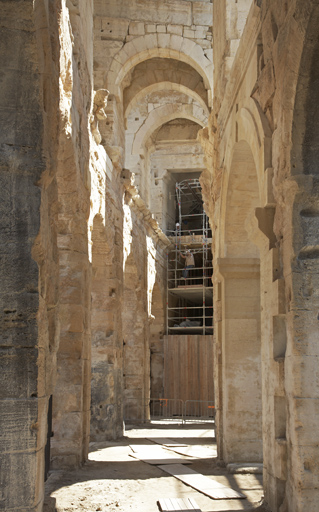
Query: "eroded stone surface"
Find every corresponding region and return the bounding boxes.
[2,1,319,512]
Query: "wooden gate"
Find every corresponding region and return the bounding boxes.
[163,335,214,403]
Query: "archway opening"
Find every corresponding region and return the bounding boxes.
[218,140,262,463]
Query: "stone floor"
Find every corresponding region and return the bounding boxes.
[44,422,265,512]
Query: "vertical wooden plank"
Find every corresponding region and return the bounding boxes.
[197,335,201,402]
[186,335,190,403]
[175,335,180,402]
[198,335,203,402]
[168,336,174,399]
[201,335,208,402]
[163,335,168,398]
[193,335,198,401]
[171,336,176,400]
[163,335,214,412]
[165,335,169,398]
[208,335,214,403]
[180,335,184,403]
[182,335,188,402]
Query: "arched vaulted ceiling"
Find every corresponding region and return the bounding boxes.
[95,17,213,210]
[107,36,213,99]
[123,58,208,113]
[124,55,210,157]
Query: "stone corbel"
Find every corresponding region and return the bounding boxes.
[244,206,276,251]
[66,0,80,15]
[90,89,109,145]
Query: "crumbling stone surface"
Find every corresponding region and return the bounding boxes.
[203,1,319,510]
[2,1,319,512]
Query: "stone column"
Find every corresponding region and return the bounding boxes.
[217,257,263,463]
[0,2,58,510]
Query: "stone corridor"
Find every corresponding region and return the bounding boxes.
[1,1,319,511]
[44,422,264,512]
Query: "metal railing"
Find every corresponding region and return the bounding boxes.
[123,398,215,424]
[150,398,184,421]
[184,400,215,421]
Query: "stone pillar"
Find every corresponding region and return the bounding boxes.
[0,2,58,510]
[90,205,124,441]
[122,253,147,420]
[217,257,263,463]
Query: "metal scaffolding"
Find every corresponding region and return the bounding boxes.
[166,179,213,335]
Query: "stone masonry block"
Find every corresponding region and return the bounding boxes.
[183,28,195,39]
[0,398,39,453]
[167,24,183,36]
[101,17,129,40]
[156,25,166,33]
[129,22,145,36]
[180,38,196,59]
[157,33,171,50]
[195,26,207,39]
[143,33,158,51]
[169,34,183,53]
[56,353,84,386]
[1,450,38,509]
[192,1,213,26]
[53,411,83,443]
[204,48,213,62]
[145,24,156,33]
[274,437,287,480]
[286,354,319,399]
[0,347,38,399]
[196,38,211,49]
[59,304,84,333]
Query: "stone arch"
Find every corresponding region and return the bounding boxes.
[217,140,262,464]
[222,140,260,258]
[238,98,272,171]
[125,82,209,119]
[123,58,209,111]
[131,104,207,156]
[221,99,272,204]
[285,4,319,510]
[107,35,213,103]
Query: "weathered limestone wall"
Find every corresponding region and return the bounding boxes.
[0,2,61,510]
[90,0,213,431]
[2,0,212,509]
[201,0,319,510]
[149,282,165,398]
[93,0,213,95]
[93,0,213,211]
[50,0,94,469]
[0,0,95,507]
[89,146,124,440]
[122,171,169,417]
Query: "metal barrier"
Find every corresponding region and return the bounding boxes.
[150,398,184,421]
[184,400,215,421]
[123,397,215,424]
